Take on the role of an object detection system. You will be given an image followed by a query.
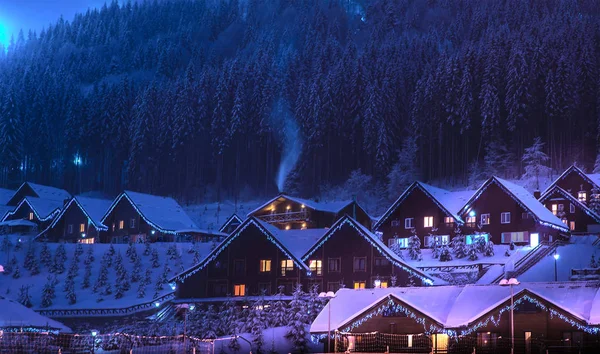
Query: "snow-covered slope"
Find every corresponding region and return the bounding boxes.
[183,201,262,231]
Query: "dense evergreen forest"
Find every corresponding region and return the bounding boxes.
[0,0,599,203]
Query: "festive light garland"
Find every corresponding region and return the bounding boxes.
[302,217,434,285]
[46,197,108,232]
[539,186,600,224]
[173,218,309,282]
[3,198,61,222]
[218,214,242,233]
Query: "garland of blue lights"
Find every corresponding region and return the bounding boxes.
[3,198,61,222]
[302,218,434,285]
[540,187,600,224]
[47,198,108,232]
[174,219,308,282]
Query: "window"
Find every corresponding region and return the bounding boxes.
[388,237,410,248]
[466,216,476,227]
[570,203,575,214]
[501,231,529,243]
[119,220,124,229]
[551,204,558,215]
[391,219,401,227]
[79,223,85,232]
[374,257,389,267]
[328,258,341,272]
[480,214,490,225]
[570,221,576,231]
[67,224,73,234]
[28,212,34,221]
[466,234,489,245]
[500,212,511,224]
[477,332,498,348]
[130,218,136,228]
[327,282,340,292]
[309,260,322,276]
[380,281,388,288]
[259,259,271,272]
[561,218,568,225]
[211,282,227,297]
[281,259,294,276]
[578,191,587,203]
[234,259,246,276]
[78,238,94,244]
[424,216,433,228]
[558,204,564,212]
[353,257,366,272]
[522,212,530,219]
[234,284,246,296]
[404,218,414,229]
[424,235,450,248]
[444,216,454,225]
[353,281,366,289]
[258,282,271,295]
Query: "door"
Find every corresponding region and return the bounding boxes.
[530,233,539,248]
[525,331,531,354]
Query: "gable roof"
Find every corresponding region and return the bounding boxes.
[45,196,112,233]
[542,165,600,196]
[101,191,197,233]
[539,185,600,224]
[374,181,474,230]
[254,218,328,260]
[218,213,244,233]
[0,188,15,205]
[7,182,71,205]
[303,215,434,285]
[459,177,568,231]
[0,296,71,332]
[247,194,353,217]
[2,197,63,222]
[172,217,311,282]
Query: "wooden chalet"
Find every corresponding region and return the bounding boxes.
[6,182,71,207]
[374,181,474,249]
[457,177,569,246]
[541,165,600,233]
[539,185,600,234]
[1,197,63,233]
[311,283,600,353]
[248,194,372,230]
[218,214,243,234]
[100,190,198,243]
[37,196,112,243]
[301,215,434,292]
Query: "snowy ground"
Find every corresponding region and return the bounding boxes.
[519,243,600,282]
[0,238,214,310]
[183,200,261,230]
[402,244,532,268]
[212,326,322,354]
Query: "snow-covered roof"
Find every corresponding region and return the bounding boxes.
[0,187,15,205]
[0,219,37,227]
[375,182,474,230]
[311,282,600,333]
[539,186,600,223]
[102,191,197,233]
[542,165,600,196]
[0,296,71,332]
[175,228,228,237]
[45,196,112,233]
[2,197,63,222]
[254,218,328,259]
[218,213,244,233]
[247,194,353,217]
[27,182,71,201]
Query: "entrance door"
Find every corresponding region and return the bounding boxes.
[525,331,531,354]
[530,233,539,248]
[432,334,449,353]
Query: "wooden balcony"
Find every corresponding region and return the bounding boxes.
[257,210,308,224]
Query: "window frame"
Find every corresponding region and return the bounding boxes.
[374,257,389,267]
[353,281,366,289]
[353,257,367,272]
[500,212,511,224]
[130,218,136,228]
[259,259,272,273]
[280,259,294,276]
[119,220,124,230]
[480,213,490,225]
[28,212,34,221]
[233,284,246,297]
[444,216,454,225]
[67,224,73,234]
[404,218,414,229]
[423,216,434,228]
[328,257,341,273]
[79,223,85,233]
[578,191,587,203]
[570,203,575,214]
[309,259,323,276]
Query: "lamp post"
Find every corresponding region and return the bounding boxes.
[553,251,560,282]
[499,278,520,354]
[177,303,194,352]
[318,291,336,353]
[90,329,98,354]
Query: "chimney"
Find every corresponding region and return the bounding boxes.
[533,190,541,200]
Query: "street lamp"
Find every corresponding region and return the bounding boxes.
[319,291,336,353]
[499,278,520,354]
[90,329,98,354]
[553,251,560,281]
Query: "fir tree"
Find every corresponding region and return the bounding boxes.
[64,277,76,304]
[40,242,51,267]
[137,280,147,298]
[408,231,421,261]
[151,248,160,268]
[286,284,308,353]
[18,285,32,308]
[29,256,40,276]
[82,262,92,289]
[248,293,266,352]
[269,286,288,328]
[0,236,11,252]
[590,186,600,215]
[23,241,37,270]
[143,241,152,256]
[468,245,479,261]
[74,243,84,261]
[439,245,453,262]
[12,263,21,279]
[452,232,467,259]
[52,244,67,274]
[93,266,109,293]
[40,276,56,308]
[84,247,95,265]
[108,244,116,257]
[484,241,495,257]
[590,255,598,269]
[522,137,551,190]
[131,256,142,283]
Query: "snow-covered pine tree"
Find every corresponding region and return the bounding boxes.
[248,292,266,352]
[18,285,32,308]
[522,136,551,190]
[126,241,134,258]
[439,244,453,262]
[129,243,138,263]
[40,276,56,308]
[285,284,308,353]
[594,153,600,174]
[408,231,421,261]
[82,262,92,289]
[108,244,116,256]
[154,273,164,293]
[468,245,479,261]
[151,248,160,268]
[68,258,79,279]
[29,255,40,276]
[203,305,220,339]
[74,243,83,261]
[131,256,142,283]
[23,241,36,270]
[452,235,467,259]
[269,286,288,328]
[52,244,67,274]
[40,242,51,267]
[590,186,600,215]
[484,241,495,257]
[390,275,397,287]
[143,240,152,256]
[390,234,403,258]
[137,275,147,299]
[103,281,113,296]
[193,248,201,264]
[84,246,95,265]
[306,284,324,321]
[64,277,76,305]
[0,235,11,252]
[387,136,419,196]
[93,266,109,293]
[432,239,441,259]
[12,263,21,278]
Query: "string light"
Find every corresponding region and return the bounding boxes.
[46,197,108,233]
[3,198,61,223]
[302,217,434,285]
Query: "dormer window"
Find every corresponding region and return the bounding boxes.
[578,191,587,203]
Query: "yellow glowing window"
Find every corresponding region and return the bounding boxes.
[119,220,124,229]
[309,260,322,276]
[380,281,388,288]
[424,216,433,228]
[281,259,294,276]
[259,259,271,272]
[28,212,34,221]
[551,204,558,215]
[353,281,366,289]
[234,284,246,296]
[444,216,454,224]
[79,223,85,232]
[78,238,94,244]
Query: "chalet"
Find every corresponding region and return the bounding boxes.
[173,217,320,299]
[374,181,474,248]
[457,177,569,246]
[100,190,198,243]
[248,194,372,230]
[311,283,600,353]
[0,197,63,233]
[37,196,112,243]
[6,182,70,207]
[301,215,434,292]
[539,185,600,234]
[219,214,243,234]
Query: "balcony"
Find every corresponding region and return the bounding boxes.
[257,210,309,224]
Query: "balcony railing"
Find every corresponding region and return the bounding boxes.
[257,210,308,224]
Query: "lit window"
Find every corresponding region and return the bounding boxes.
[466,234,489,245]
[79,223,85,232]
[234,284,246,296]
[404,218,414,229]
[561,218,568,225]
[130,218,136,228]
[424,216,433,228]
[388,237,410,248]
[28,212,34,221]
[285,225,291,230]
[280,259,294,276]
[501,232,529,243]
[551,204,558,215]
[425,235,450,247]
[301,222,307,230]
[67,224,73,234]
[466,216,476,225]
[353,281,366,289]
[328,258,341,272]
[78,238,95,244]
[578,191,587,203]
[570,221,576,231]
[353,257,366,272]
[309,260,322,276]
[380,281,388,288]
[480,214,490,225]
[259,259,271,272]
[444,216,454,225]
[500,212,511,224]
[570,203,575,214]
[119,220,124,229]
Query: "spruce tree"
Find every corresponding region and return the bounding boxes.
[29,255,40,276]
[143,240,152,256]
[93,266,109,293]
[590,186,600,215]
[40,242,51,268]
[74,243,84,261]
[151,248,160,268]
[286,284,308,353]
[484,241,495,257]
[12,263,21,279]
[84,247,95,265]
[408,232,421,261]
[40,276,56,308]
[23,241,36,270]
[131,256,142,283]
[18,285,32,308]
[82,262,92,289]
[52,244,67,274]
[468,245,479,261]
[248,294,266,352]
[269,286,288,328]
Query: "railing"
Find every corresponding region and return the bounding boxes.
[489,241,555,284]
[570,268,600,281]
[35,292,175,318]
[257,210,308,224]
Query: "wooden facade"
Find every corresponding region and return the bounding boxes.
[539,186,600,234]
[39,197,110,243]
[100,196,161,243]
[2,198,61,232]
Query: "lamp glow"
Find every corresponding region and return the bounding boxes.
[154,301,160,308]
[554,253,560,260]
[469,210,476,217]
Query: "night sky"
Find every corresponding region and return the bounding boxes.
[0,0,107,45]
